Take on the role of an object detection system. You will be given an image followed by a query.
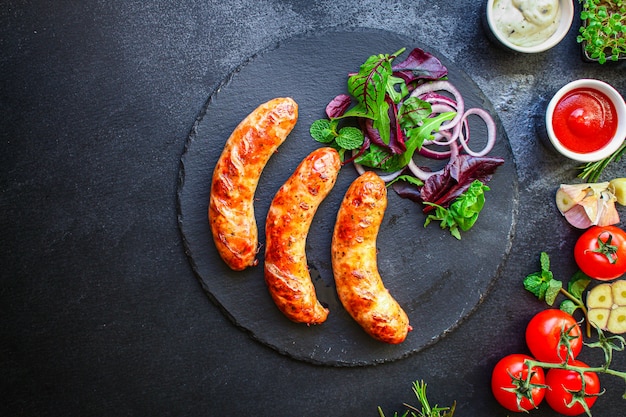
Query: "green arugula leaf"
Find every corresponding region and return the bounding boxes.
[387,174,424,188]
[398,97,432,129]
[403,111,456,155]
[386,74,409,104]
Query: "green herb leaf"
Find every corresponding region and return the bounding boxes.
[387,174,424,188]
[398,97,432,129]
[310,119,335,143]
[448,180,489,231]
[568,270,591,299]
[335,126,364,150]
[423,180,489,239]
[523,251,554,300]
[545,279,563,306]
[345,53,393,119]
[560,299,579,315]
[361,111,455,172]
[404,111,456,154]
[386,74,409,104]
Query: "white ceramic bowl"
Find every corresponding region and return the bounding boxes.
[545,79,626,162]
[484,0,574,53]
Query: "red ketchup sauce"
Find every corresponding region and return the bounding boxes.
[551,87,618,153]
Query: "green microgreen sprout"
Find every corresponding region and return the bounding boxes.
[577,0,626,64]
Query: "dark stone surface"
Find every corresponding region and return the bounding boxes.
[178,29,517,366]
[2,1,625,416]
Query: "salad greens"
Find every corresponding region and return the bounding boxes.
[309,47,452,169]
[310,47,504,239]
[423,180,489,240]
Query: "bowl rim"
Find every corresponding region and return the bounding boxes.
[545,78,626,163]
[485,0,574,53]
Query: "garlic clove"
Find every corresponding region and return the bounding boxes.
[558,183,595,205]
[607,306,626,334]
[556,188,578,214]
[579,194,600,224]
[588,308,611,330]
[595,191,620,227]
[613,280,626,306]
[563,204,594,229]
[587,283,614,308]
[609,178,626,206]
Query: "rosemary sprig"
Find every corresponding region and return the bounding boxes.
[578,141,626,183]
[378,380,456,417]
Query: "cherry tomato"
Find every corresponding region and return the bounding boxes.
[491,353,546,412]
[545,360,600,416]
[574,225,626,281]
[525,309,582,363]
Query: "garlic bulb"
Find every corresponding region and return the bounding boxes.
[556,182,620,229]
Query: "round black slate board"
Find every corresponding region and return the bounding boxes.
[177,29,519,366]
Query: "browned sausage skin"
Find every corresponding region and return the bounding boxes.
[264,147,341,324]
[209,97,298,271]
[331,171,412,343]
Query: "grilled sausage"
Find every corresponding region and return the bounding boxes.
[264,147,341,324]
[331,171,411,343]
[209,97,298,271]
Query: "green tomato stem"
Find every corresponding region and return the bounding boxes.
[559,287,592,338]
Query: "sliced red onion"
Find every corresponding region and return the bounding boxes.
[411,80,465,128]
[409,141,460,180]
[456,108,497,157]
[352,151,404,182]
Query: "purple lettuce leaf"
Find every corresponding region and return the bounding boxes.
[326,94,352,118]
[392,48,448,84]
[420,154,504,212]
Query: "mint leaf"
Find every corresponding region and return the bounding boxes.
[568,270,591,299]
[560,299,579,315]
[310,119,335,143]
[524,273,548,299]
[545,279,563,306]
[336,127,364,150]
[523,252,555,300]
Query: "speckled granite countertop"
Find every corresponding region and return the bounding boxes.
[2,1,625,416]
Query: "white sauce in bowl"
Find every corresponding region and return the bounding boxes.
[493,0,560,47]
